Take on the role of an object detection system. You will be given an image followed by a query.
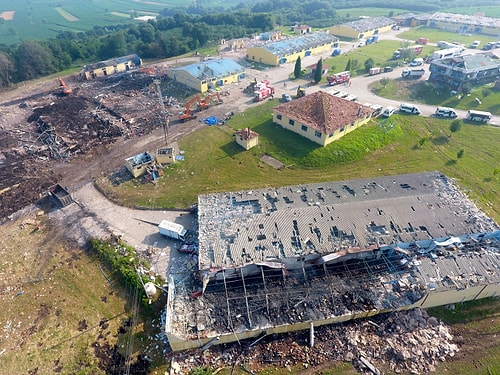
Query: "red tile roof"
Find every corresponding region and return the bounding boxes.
[273,91,372,134]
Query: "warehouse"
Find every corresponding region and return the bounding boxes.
[246,32,338,66]
[328,16,395,40]
[427,12,500,36]
[165,58,246,93]
[165,172,500,351]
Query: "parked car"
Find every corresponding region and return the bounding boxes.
[409,58,424,66]
[381,106,396,117]
[434,107,457,118]
[399,103,421,115]
[383,66,394,73]
[281,94,292,102]
[470,40,481,49]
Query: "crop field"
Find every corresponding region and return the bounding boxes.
[0,0,179,44]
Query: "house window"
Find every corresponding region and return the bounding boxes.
[350,122,355,127]
[329,133,334,138]
[289,119,295,125]
[314,131,321,137]
[301,125,307,132]
[277,114,282,120]
[340,127,345,132]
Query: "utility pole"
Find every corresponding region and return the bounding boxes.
[153,79,170,147]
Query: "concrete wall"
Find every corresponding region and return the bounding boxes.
[235,135,258,150]
[247,43,333,66]
[272,112,371,147]
[328,24,393,40]
[427,20,499,36]
[166,68,243,93]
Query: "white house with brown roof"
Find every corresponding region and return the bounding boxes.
[234,128,259,150]
[272,91,373,147]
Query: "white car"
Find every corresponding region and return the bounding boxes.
[381,106,396,117]
[399,103,420,115]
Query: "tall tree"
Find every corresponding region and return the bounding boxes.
[15,41,54,81]
[313,58,323,83]
[364,58,374,72]
[345,59,351,72]
[294,56,301,79]
[0,52,15,88]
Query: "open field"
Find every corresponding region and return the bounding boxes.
[397,26,498,47]
[323,40,436,76]
[97,99,500,223]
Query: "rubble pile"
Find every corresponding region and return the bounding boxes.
[167,308,458,374]
[0,70,191,220]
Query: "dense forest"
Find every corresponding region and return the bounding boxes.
[0,0,498,88]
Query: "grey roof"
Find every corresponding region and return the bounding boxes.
[258,32,338,56]
[169,58,245,80]
[81,54,141,72]
[431,53,500,72]
[429,12,500,28]
[196,171,499,271]
[340,16,395,32]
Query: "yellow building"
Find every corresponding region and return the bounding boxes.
[246,32,338,66]
[272,91,372,147]
[427,12,500,36]
[80,54,142,80]
[328,16,395,40]
[165,58,245,93]
[234,128,259,150]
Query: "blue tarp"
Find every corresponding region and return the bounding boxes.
[204,116,220,125]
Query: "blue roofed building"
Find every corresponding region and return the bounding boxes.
[246,32,339,66]
[165,58,246,93]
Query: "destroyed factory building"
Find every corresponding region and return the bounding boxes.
[165,172,500,351]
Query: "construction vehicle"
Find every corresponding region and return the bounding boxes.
[57,77,72,95]
[327,71,350,86]
[296,86,306,98]
[178,95,201,122]
[243,78,258,94]
[198,91,223,110]
[253,80,275,101]
[401,68,425,79]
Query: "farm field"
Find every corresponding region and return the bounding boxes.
[0,0,174,44]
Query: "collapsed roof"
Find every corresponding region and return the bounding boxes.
[165,172,500,351]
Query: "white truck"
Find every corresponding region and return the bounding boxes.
[158,220,188,241]
[401,68,425,79]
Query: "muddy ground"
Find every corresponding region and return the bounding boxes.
[0,61,258,221]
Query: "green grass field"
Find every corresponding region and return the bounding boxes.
[371,79,500,115]
[97,99,500,223]
[397,26,497,47]
[0,0,178,44]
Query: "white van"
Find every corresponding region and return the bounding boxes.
[399,103,420,115]
[434,107,457,118]
[381,106,396,117]
[466,110,492,123]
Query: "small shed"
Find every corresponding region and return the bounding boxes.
[155,147,176,165]
[125,151,154,178]
[234,128,259,150]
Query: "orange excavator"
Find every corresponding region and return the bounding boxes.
[178,95,202,122]
[58,77,73,95]
[198,91,223,110]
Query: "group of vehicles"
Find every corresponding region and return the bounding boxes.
[379,103,492,124]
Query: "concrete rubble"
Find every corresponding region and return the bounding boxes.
[166,307,458,374]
